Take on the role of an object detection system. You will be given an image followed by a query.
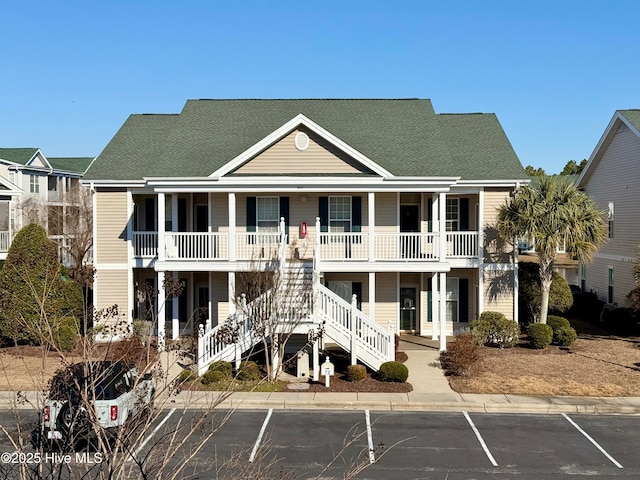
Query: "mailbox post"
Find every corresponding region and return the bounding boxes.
[321,356,335,388]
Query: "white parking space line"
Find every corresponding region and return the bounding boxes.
[249,408,273,463]
[463,411,498,467]
[562,413,623,469]
[130,408,176,461]
[365,410,375,464]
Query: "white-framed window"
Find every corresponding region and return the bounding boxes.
[608,202,614,239]
[446,277,459,322]
[445,198,459,232]
[8,171,16,185]
[29,174,40,194]
[257,196,279,232]
[329,196,352,232]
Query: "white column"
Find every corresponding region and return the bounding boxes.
[439,192,447,261]
[431,272,439,340]
[228,271,236,316]
[171,271,179,340]
[368,272,376,324]
[478,265,485,317]
[439,271,447,351]
[207,271,213,331]
[313,338,319,382]
[350,294,358,365]
[228,192,236,261]
[157,271,166,351]
[127,189,134,329]
[368,191,375,261]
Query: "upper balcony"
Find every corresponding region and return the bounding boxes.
[134,229,478,267]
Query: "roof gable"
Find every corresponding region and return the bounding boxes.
[577,109,640,187]
[0,148,40,166]
[215,114,388,177]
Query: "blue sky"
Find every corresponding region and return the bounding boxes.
[2,1,638,174]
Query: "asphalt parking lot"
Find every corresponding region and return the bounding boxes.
[2,408,640,479]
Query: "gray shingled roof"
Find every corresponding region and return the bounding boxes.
[620,109,640,132]
[0,148,38,165]
[48,157,94,174]
[84,99,526,181]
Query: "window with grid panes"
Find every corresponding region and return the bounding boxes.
[445,198,459,231]
[257,197,279,231]
[329,196,351,232]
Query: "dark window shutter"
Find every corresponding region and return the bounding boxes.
[460,198,469,231]
[353,282,362,310]
[459,279,469,322]
[319,197,328,232]
[427,197,433,232]
[145,198,155,231]
[352,196,362,233]
[247,197,256,232]
[280,196,289,243]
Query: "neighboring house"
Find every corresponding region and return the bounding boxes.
[577,109,640,305]
[83,98,528,372]
[0,148,94,264]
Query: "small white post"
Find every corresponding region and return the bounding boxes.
[313,337,320,382]
[388,322,395,360]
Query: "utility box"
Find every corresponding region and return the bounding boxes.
[296,349,310,379]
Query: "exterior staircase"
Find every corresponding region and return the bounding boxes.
[196,237,394,376]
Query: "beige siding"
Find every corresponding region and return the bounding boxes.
[483,188,514,264]
[211,272,229,326]
[375,272,398,328]
[96,189,128,264]
[234,128,369,174]
[95,269,128,312]
[483,269,515,320]
[582,126,640,303]
[210,193,228,231]
[375,192,397,233]
[584,260,634,305]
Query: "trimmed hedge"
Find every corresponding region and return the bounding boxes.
[201,360,233,385]
[555,326,578,346]
[347,364,368,382]
[378,361,409,383]
[236,361,262,381]
[546,315,570,331]
[470,311,520,348]
[527,323,553,349]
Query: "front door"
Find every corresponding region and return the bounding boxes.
[400,287,417,332]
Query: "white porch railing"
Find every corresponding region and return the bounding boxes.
[139,230,479,261]
[0,231,10,252]
[133,231,158,257]
[445,231,478,258]
[196,303,255,376]
[316,284,394,371]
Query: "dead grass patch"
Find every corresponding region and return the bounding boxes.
[448,335,640,396]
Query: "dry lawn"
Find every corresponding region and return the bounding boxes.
[448,331,640,397]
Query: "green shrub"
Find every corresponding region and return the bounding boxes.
[527,323,553,349]
[132,319,153,339]
[178,369,197,383]
[201,360,233,385]
[347,364,367,382]
[237,361,262,381]
[554,326,578,346]
[547,315,570,332]
[471,311,520,348]
[378,361,409,383]
[54,317,79,352]
[440,333,480,376]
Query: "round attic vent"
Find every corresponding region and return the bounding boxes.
[294,132,309,151]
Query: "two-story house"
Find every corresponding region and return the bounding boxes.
[577,110,640,305]
[83,99,527,374]
[0,148,94,264]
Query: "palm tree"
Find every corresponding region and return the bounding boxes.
[497,175,606,324]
